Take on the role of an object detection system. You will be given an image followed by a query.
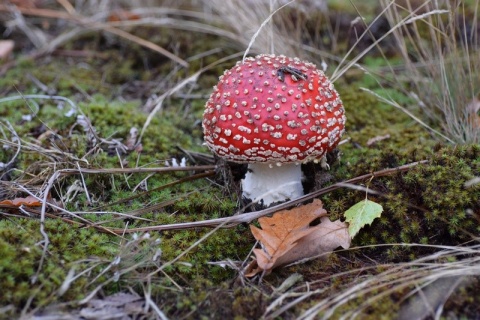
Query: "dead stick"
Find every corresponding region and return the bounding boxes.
[94,160,428,234]
[53,165,216,175]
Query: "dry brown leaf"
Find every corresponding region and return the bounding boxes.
[245,199,351,277]
[0,195,42,207]
[0,193,62,212]
[282,216,351,264]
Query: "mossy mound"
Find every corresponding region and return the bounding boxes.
[351,144,479,259]
[0,218,114,310]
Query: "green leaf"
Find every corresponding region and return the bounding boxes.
[344,200,383,238]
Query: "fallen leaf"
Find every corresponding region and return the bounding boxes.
[0,193,62,212]
[0,195,42,207]
[345,199,383,238]
[281,216,351,264]
[245,199,350,276]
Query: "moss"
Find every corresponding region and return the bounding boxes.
[0,218,114,309]
[323,144,480,261]
[3,74,476,317]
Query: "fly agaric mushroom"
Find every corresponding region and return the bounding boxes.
[203,54,346,206]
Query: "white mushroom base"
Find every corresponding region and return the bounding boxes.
[241,162,304,207]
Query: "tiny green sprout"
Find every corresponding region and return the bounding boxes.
[344,199,383,238]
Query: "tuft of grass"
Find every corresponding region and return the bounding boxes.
[376,0,480,144]
[284,244,480,319]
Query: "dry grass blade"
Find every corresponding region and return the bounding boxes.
[297,244,480,320]
[203,0,292,57]
[41,165,216,175]
[242,0,295,60]
[259,244,480,320]
[331,1,446,83]
[361,87,455,143]
[198,0,328,60]
[377,0,480,143]
[139,51,244,139]
[69,160,425,235]
[0,120,22,173]
[0,4,189,67]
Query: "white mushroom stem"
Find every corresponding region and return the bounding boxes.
[241,162,304,206]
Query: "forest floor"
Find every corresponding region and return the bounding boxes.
[0,1,479,319]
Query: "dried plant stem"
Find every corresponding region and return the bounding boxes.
[242,0,295,60]
[0,121,22,171]
[31,168,59,284]
[6,164,217,279]
[11,161,427,237]
[0,5,188,67]
[85,160,428,234]
[44,165,216,176]
[139,51,244,141]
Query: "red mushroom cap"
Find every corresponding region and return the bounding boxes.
[203,54,346,163]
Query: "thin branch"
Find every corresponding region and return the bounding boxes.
[86,160,429,234]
